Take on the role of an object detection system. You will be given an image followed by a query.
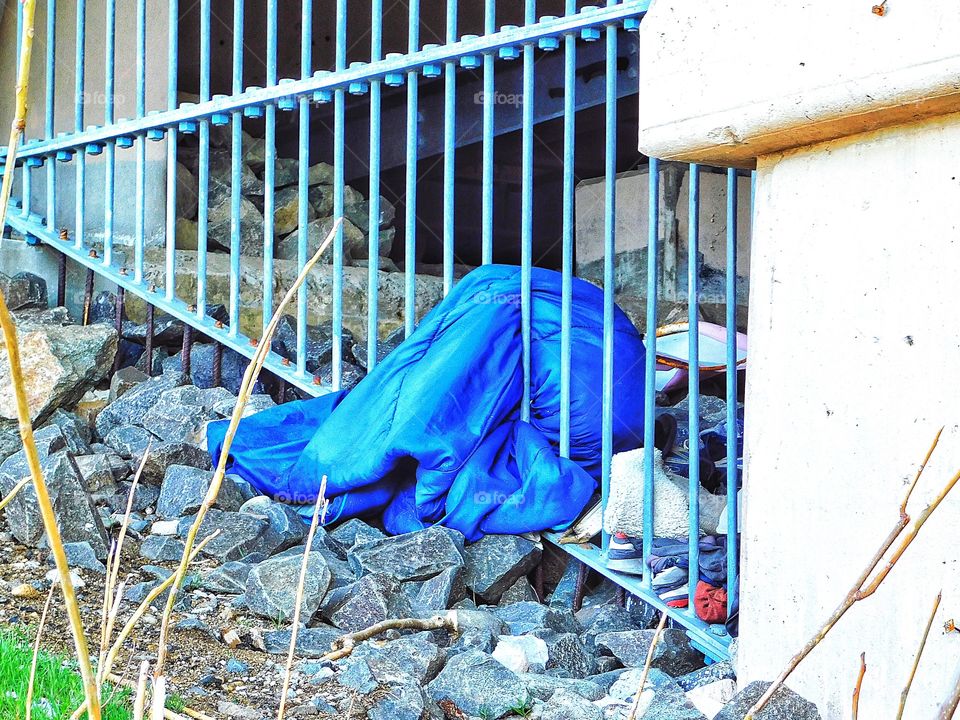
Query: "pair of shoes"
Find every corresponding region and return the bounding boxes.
[607,532,644,575]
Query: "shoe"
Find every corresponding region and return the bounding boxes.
[652,565,687,590]
[607,532,645,575]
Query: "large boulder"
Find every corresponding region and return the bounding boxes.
[322,572,413,633]
[238,496,307,554]
[714,681,821,720]
[0,450,108,557]
[0,313,116,461]
[156,465,243,519]
[176,508,269,561]
[348,526,465,582]
[427,650,530,720]
[95,372,185,440]
[595,629,702,676]
[244,551,331,622]
[463,534,542,604]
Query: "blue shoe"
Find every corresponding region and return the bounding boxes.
[607,532,645,576]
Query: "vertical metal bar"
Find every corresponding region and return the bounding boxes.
[332,0,347,389]
[442,0,458,296]
[228,0,244,337]
[404,0,419,338]
[725,167,739,617]
[111,285,125,374]
[601,14,618,554]
[56,251,66,307]
[367,0,383,370]
[297,0,313,376]
[75,0,86,249]
[559,0,576,459]
[144,303,155,377]
[197,0,211,318]
[642,157,660,584]
[165,0,179,301]
[296,0,312,375]
[519,0,534,422]
[480,0,495,265]
[134,0,146,284]
[212,341,223,388]
[181,325,193,378]
[82,268,94,325]
[572,561,588,613]
[687,163,701,614]
[20,157,30,219]
[261,0,277,335]
[103,0,116,267]
[45,0,56,233]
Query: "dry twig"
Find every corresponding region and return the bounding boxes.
[851,652,866,720]
[153,219,343,679]
[0,475,29,513]
[277,476,329,720]
[322,612,460,662]
[627,611,670,720]
[745,429,958,719]
[132,661,150,720]
[937,666,960,720]
[897,590,941,719]
[24,581,57,720]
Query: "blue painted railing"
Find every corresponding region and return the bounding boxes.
[2,0,747,661]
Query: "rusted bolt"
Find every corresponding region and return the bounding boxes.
[872,0,887,15]
[58,227,68,241]
[88,249,98,259]
[187,304,196,312]
[147,283,156,293]
[312,375,321,385]
[119,267,128,276]
[945,619,958,634]
[249,338,259,347]
[215,320,224,329]
[281,357,291,366]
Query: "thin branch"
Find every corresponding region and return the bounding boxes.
[106,673,213,720]
[852,652,866,720]
[277,476,329,720]
[132,661,150,720]
[898,590,942,720]
[322,612,460,662]
[627,611,669,720]
[744,429,953,720]
[149,676,166,720]
[153,219,343,679]
[25,581,57,720]
[937,662,960,720]
[0,475,29,513]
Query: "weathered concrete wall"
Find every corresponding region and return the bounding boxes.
[741,115,960,719]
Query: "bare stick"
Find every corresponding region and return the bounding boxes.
[898,590,942,720]
[132,661,150,720]
[322,611,460,662]
[277,476,329,720]
[851,652,866,720]
[25,581,57,720]
[937,663,960,720]
[150,676,167,720]
[105,673,212,720]
[0,305,101,719]
[154,219,343,678]
[744,429,952,720]
[627,611,669,720]
[0,475,29,513]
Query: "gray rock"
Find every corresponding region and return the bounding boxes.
[133,442,213,485]
[595,629,702,675]
[328,518,385,550]
[176,509,269,561]
[464,534,542,604]
[676,661,736,691]
[550,559,584,609]
[102,425,157,461]
[107,481,160,514]
[210,392,275,418]
[245,551,331,622]
[260,625,341,656]
[109,366,149,402]
[714,681,821,720]
[272,185,317,236]
[72,454,117,493]
[157,465,243,519]
[533,688,602,720]
[26,424,69,459]
[0,451,108,557]
[337,657,378,694]
[493,602,581,636]
[201,561,253,594]
[426,650,529,720]
[529,629,595,678]
[56,541,107,574]
[275,216,365,263]
[501,576,539,605]
[0,271,47,311]
[95,371,185,440]
[578,605,643,651]
[412,565,465,612]
[45,409,92,450]
[142,386,218,443]
[308,161,334,186]
[635,676,708,720]
[348,525,464,582]
[588,668,628,693]
[609,668,674,702]
[0,317,116,458]
[520,673,605,702]
[209,192,265,258]
[352,631,446,684]
[238,496,307,554]
[139,535,187,562]
[368,674,434,720]
[448,627,496,657]
[452,608,508,638]
[323,572,413,633]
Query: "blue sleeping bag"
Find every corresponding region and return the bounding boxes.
[207,264,646,541]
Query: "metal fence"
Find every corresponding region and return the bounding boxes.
[1,0,747,660]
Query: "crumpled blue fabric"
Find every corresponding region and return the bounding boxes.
[207,264,647,541]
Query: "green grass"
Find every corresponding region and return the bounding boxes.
[0,627,131,720]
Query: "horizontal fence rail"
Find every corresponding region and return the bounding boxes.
[1,0,747,661]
